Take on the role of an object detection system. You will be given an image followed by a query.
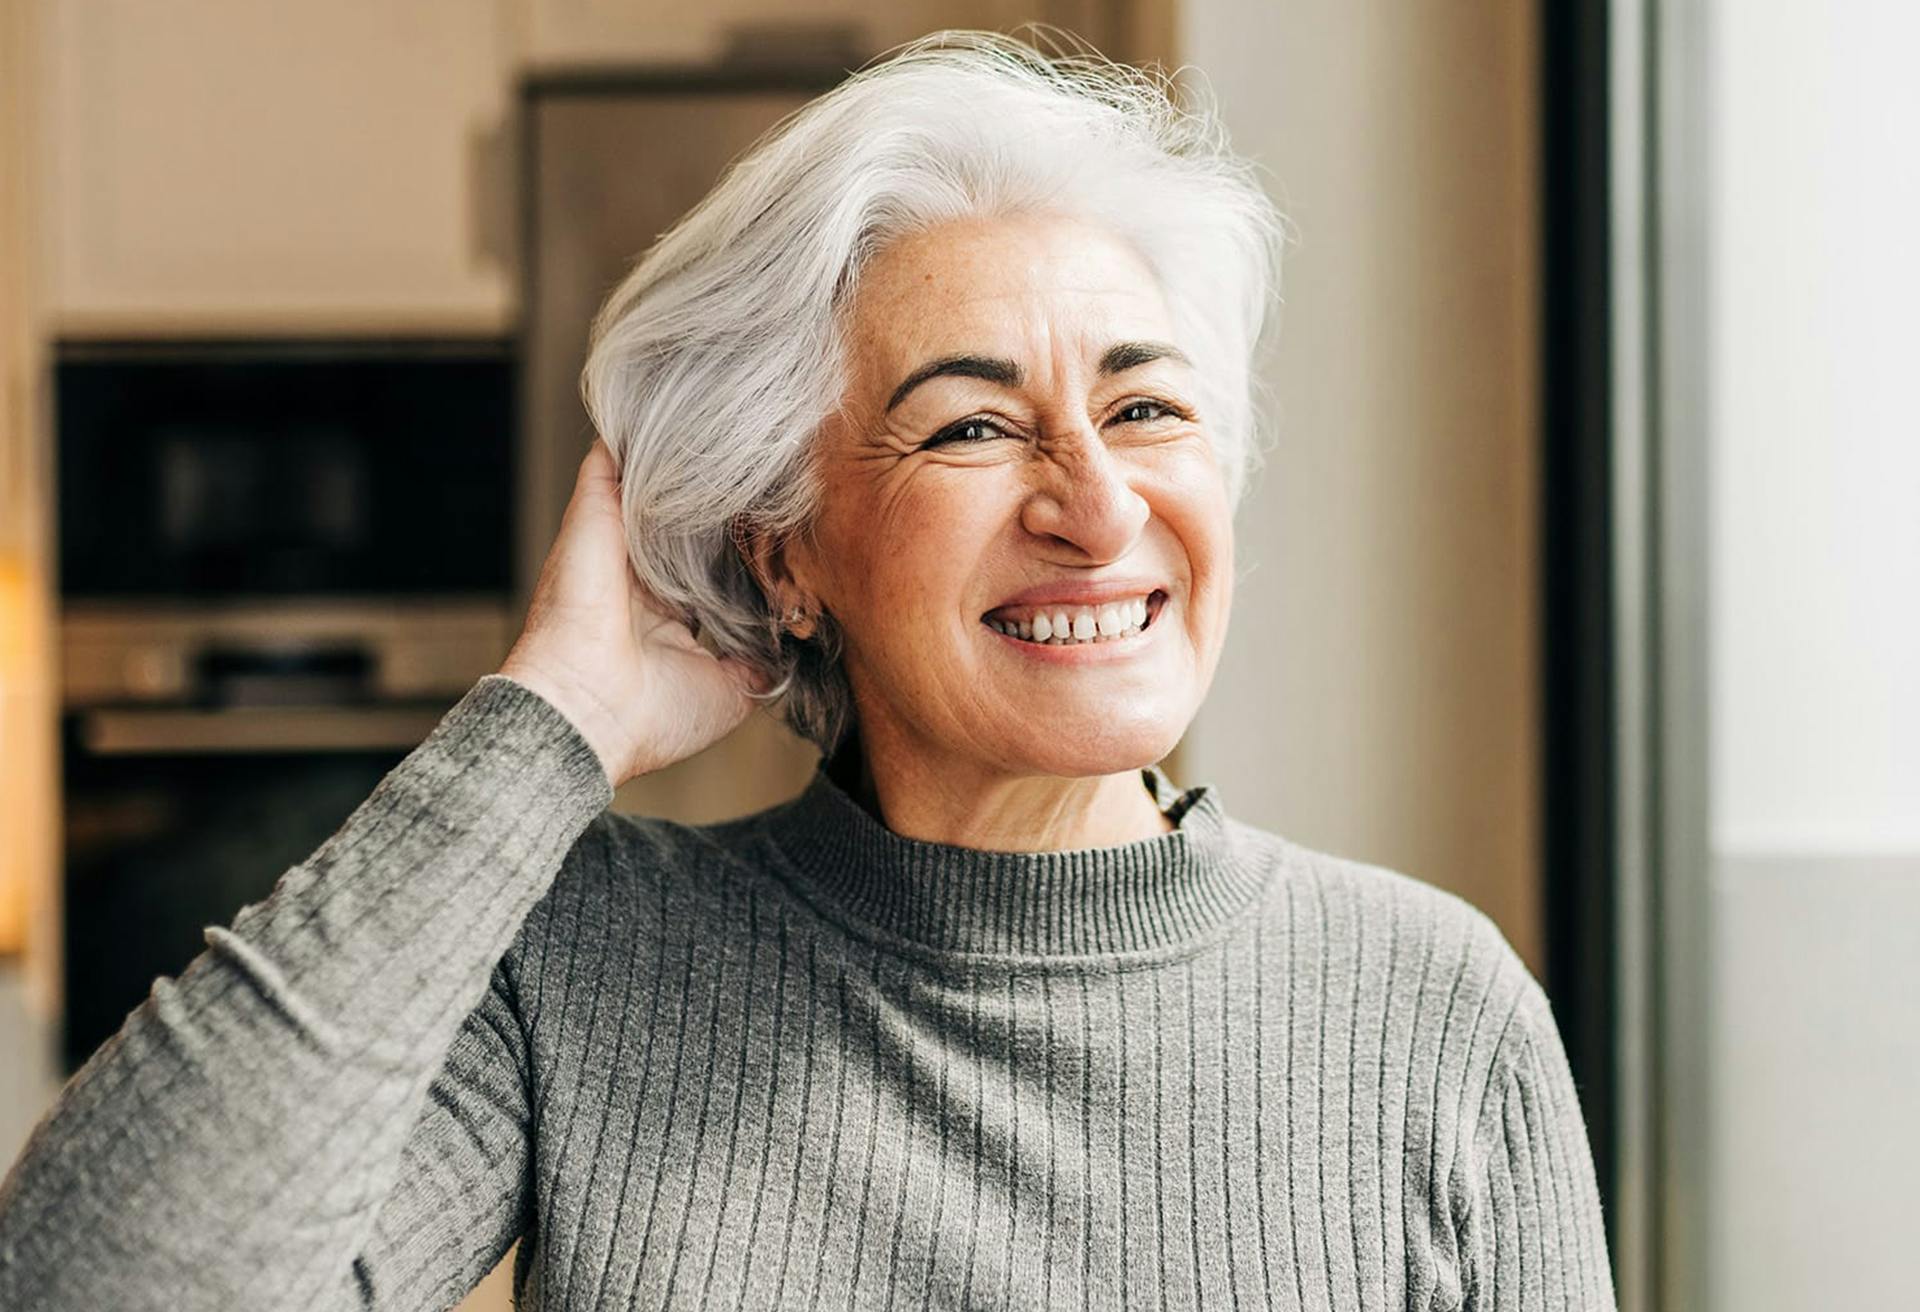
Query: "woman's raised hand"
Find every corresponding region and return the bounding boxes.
[497,438,772,788]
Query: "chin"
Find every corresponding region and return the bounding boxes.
[987,713,1188,779]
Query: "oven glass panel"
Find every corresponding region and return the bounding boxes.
[56,342,514,597]
[59,726,406,1074]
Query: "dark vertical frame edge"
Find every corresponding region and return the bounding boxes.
[1539,0,1619,1259]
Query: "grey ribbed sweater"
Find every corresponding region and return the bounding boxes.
[0,674,1614,1309]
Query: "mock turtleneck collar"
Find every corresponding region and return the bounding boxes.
[762,761,1267,959]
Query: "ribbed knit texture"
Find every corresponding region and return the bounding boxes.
[0,674,1614,1309]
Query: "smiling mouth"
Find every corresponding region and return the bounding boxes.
[981,590,1167,646]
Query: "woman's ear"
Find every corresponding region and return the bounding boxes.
[729,515,820,640]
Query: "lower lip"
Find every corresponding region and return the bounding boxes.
[981,592,1169,664]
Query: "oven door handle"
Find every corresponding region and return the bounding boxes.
[78,705,450,756]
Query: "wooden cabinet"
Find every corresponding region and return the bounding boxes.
[36,0,1167,338]
[514,0,1152,69]
[40,0,518,335]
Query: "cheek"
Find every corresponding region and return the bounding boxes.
[1205,539,1237,665]
[1154,457,1234,633]
[859,476,1003,605]
[865,540,951,620]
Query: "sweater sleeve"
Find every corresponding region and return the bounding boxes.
[0,673,613,1311]
[1459,978,1618,1311]
[347,952,538,1307]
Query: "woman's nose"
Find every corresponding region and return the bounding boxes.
[1017,424,1151,561]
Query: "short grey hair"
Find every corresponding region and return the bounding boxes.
[580,29,1287,757]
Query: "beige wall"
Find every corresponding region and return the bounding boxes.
[1178,2,1543,969]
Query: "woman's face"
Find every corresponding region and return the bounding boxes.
[781,210,1235,780]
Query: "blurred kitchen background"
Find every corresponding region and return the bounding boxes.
[0,2,1913,1309]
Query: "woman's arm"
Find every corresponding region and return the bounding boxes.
[0,673,611,1310]
[0,431,766,1309]
[1459,977,1618,1311]
[347,951,539,1307]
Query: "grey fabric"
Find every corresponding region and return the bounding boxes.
[0,673,1615,1309]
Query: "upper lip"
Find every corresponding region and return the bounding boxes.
[981,578,1169,619]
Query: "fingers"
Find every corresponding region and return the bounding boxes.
[555,439,624,545]
[574,437,619,498]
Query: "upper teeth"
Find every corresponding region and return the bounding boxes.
[984,595,1153,644]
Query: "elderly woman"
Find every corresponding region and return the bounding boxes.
[0,32,1613,1311]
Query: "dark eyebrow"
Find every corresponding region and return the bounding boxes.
[883,339,1193,414]
[885,355,1022,413]
[1098,339,1192,374]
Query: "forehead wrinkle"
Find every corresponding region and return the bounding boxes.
[844,227,1183,438]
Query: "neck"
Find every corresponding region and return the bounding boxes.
[768,743,1248,958]
[829,721,1177,852]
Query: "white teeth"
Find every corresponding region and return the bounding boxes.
[984,592,1158,645]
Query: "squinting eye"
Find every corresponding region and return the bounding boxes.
[925,417,1007,448]
[1117,400,1176,424]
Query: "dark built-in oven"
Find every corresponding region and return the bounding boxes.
[55,339,518,1073]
